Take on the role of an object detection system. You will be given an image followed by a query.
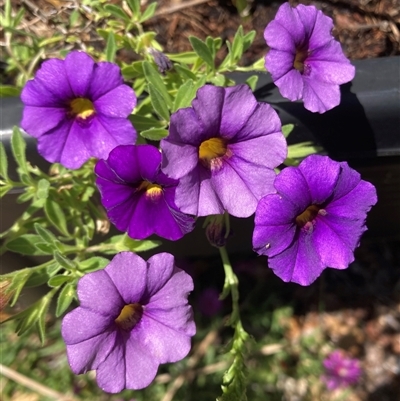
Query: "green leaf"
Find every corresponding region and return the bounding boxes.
[78,256,109,273]
[282,124,295,138]
[139,2,157,22]
[44,197,69,236]
[16,189,34,203]
[0,184,11,198]
[148,83,170,122]
[173,79,196,111]
[140,128,168,141]
[167,52,198,64]
[126,0,140,17]
[24,270,51,288]
[98,234,161,255]
[173,64,197,80]
[11,126,28,175]
[243,30,256,52]
[56,283,76,317]
[54,251,76,271]
[143,61,172,108]
[104,4,130,21]
[8,269,32,307]
[189,36,214,69]
[287,142,323,159]
[48,275,73,287]
[0,143,8,179]
[5,235,51,256]
[34,242,54,254]
[105,31,117,62]
[231,26,244,61]
[34,222,57,245]
[38,35,64,47]
[245,75,258,91]
[36,178,50,199]
[129,114,165,131]
[0,85,21,97]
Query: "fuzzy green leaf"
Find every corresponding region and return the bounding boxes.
[44,197,69,236]
[129,114,165,131]
[231,26,244,62]
[11,126,28,175]
[105,31,117,62]
[148,83,170,121]
[140,128,168,141]
[126,0,140,17]
[143,61,172,108]
[36,178,50,199]
[282,124,295,138]
[5,234,52,256]
[139,2,157,22]
[48,275,73,288]
[189,36,214,69]
[56,283,76,317]
[104,4,130,21]
[0,184,11,198]
[173,79,196,111]
[54,251,76,271]
[78,256,109,273]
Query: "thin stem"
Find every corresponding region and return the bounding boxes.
[219,246,240,326]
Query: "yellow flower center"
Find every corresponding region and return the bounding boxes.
[115,303,143,331]
[295,204,326,232]
[69,98,95,119]
[137,181,163,202]
[293,48,308,73]
[199,137,228,169]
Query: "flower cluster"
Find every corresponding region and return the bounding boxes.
[322,350,362,390]
[18,1,377,396]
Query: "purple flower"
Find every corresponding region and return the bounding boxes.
[61,252,195,393]
[264,3,355,113]
[21,51,137,169]
[322,350,362,390]
[95,144,195,241]
[160,84,287,217]
[252,155,377,285]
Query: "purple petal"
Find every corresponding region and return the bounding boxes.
[96,334,126,393]
[87,61,124,100]
[21,106,66,138]
[302,77,341,113]
[21,79,65,107]
[146,266,194,308]
[219,85,258,138]
[59,120,92,169]
[64,51,95,97]
[105,145,143,183]
[65,329,117,374]
[135,313,193,364]
[77,269,123,317]
[96,178,135,210]
[234,102,283,141]
[62,307,113,344]
[313,217,356,268]
[107,193,140,233]
[269,230,324,285]
[36,120,73,164]
[124,330,159,389]
[253,194,297,257]
[273,3,306,43]
[265,49,296,84]
[273,166,311,212]
[274,67,304,101]
[298,155,340,203]
[160,139,199,179]
[144,253,175,297]
[104,252,147,304]
[264,20,296,53]
[94,85,136,118]
[34,58,74,100]
[96,115,137,147]
[191,85,224,136]
[166,107,206,145]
